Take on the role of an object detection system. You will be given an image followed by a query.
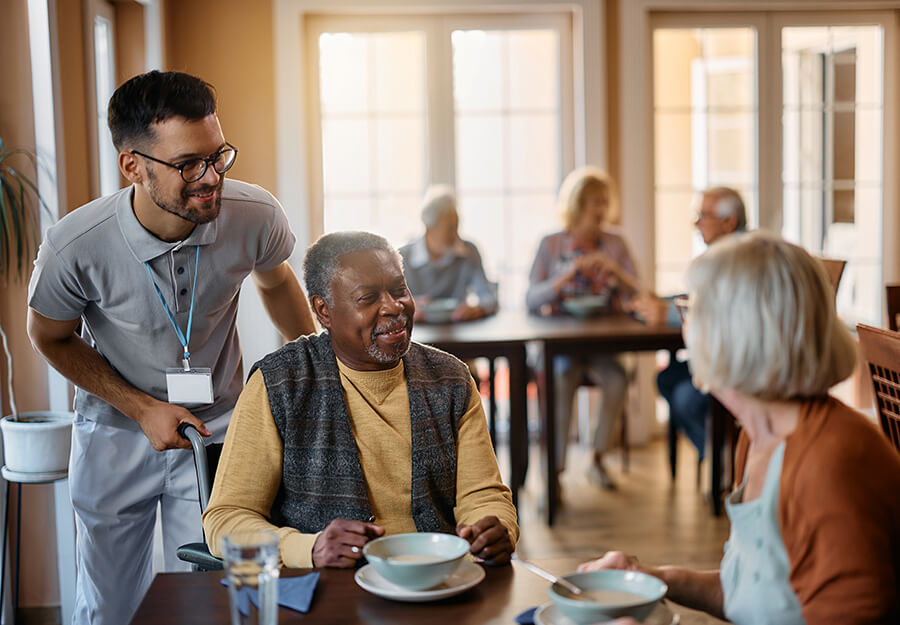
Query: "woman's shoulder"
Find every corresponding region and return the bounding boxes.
[783,396,900,498]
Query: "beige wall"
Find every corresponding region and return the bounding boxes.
[165,0,278,193]
[0,0,60,609]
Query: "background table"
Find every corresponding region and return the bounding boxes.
[413,312,684,525]
[129,557,712,624]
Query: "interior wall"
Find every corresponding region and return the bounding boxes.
[0,0,60,609]
[164,0,278,193]
[115,1,146,85]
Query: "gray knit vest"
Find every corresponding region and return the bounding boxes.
[249,332,471,535]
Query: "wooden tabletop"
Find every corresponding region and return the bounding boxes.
[129,557,707,624]
[411,310,683,351]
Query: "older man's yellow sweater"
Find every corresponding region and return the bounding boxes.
[203,359,518,568]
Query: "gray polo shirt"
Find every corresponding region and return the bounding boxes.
[28,179,295,430]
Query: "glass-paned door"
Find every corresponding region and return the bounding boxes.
[781,25,884,324]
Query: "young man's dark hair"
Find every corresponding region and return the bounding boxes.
[107,70,217,150]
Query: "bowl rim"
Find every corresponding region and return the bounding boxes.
[362,531,470,563]
[548,569,668,609]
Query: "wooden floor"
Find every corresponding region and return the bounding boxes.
[505,436,732,623]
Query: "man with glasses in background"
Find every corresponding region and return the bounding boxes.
[632,187,746,465]
[27,70,315,625]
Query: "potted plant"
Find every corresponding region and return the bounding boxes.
[0,136,72,477]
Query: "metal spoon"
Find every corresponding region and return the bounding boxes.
[511,554,584,596]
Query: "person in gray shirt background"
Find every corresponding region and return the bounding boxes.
[399,185,497,323]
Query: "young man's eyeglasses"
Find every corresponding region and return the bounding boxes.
[131,143,238,183]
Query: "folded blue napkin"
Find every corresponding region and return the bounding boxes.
[515,606,537,624]
[221,572,320,615]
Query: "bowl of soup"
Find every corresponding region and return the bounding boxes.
[548,570,667,624]
[561,294,611,318]
[420,298,459,324]
[362,533,470,591]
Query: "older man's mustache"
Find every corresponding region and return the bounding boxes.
[372,315,410,337]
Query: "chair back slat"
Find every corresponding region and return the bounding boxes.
[885,285,900,331]
[857,324,900,452]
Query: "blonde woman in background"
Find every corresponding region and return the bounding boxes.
[580,231,900,624]
[526,167,638,495]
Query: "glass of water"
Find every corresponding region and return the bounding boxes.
[222,529,280,625]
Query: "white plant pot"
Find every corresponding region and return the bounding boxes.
[0,411,74,474]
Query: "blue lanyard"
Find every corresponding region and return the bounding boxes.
[144,246,201,370]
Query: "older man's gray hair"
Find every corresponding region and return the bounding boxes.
[706,186,747,231]
[303,231,402,306]
[420,184,457,228]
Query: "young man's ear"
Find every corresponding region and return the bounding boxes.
[119,151,143,184]
[311,295,332,330]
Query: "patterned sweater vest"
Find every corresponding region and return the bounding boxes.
[249,332,471,534]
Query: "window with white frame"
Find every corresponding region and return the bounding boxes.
[308,14,573,312]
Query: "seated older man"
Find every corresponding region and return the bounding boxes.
[202,231,517,568]
[399,185,497,322]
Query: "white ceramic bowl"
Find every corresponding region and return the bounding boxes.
[362,532,469,591]
[548,569,667,624]
[0,411,74,473]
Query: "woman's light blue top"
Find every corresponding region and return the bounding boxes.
[721,441,805,625]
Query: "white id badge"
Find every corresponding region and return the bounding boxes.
[166,367,214,404]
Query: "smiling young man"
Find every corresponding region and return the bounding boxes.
[26,71,315,625]
[202,231,518,569]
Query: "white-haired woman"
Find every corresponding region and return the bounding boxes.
[579,231,900,624]
[526,167,638,492]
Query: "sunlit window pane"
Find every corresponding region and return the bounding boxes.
[652,27,758,294]
[453,28,562,311]
[318,30,427,247]
[93,16,118,196]
[781,25,883,324]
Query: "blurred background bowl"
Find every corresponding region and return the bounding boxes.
[363,532,469,591]
[548,569,667,624]
[420,298,459,324]
[561,294,611,318]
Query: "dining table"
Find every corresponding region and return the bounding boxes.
[411,311,685,525]
[128,557,714,624]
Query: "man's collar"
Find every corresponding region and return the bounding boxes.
[408,234,467,268]
[117,185,218,262]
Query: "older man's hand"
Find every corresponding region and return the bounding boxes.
[312,519,384,568]
[578,551,645,574]
[456,516,513,565]
[630,293,670,326]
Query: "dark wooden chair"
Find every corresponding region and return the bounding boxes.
[885,285,900,331]
[818,257,846,299]
[856,324,900,453]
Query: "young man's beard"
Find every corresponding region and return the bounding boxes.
[146,168,224,224]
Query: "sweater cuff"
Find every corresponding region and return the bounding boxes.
[279,530,321,568]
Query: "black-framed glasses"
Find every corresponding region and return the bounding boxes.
[131,143,238,183]
[674,295,691,323]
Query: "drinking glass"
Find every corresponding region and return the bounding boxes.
[222,529,279,625]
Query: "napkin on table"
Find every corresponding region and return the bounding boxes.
[515,606,537,624]
[221,572,320,615]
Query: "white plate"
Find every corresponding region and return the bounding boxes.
[354,559,485,602]
[534,601,679,625]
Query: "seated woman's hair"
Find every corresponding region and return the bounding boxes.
[684,231,856,400]
[558,166,619,228]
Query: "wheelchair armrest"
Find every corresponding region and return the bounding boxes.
[176,542,224,572]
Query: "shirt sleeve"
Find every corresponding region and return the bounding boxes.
[253,192,297,273]
[453,377,520,545]
[781,433,900,624]
[464,243,498,312]
[27,237,88,321]
[202,369,320,568]
[525,236,559,313]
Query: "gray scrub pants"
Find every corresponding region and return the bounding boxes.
[69,411,230,625]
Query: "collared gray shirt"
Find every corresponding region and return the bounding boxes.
[28,179,295,430]
[398,235,497,311]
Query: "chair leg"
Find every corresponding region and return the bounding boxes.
[620,411,629,474]
[667,417,678,480]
